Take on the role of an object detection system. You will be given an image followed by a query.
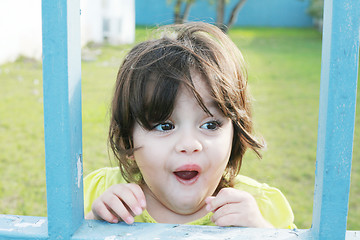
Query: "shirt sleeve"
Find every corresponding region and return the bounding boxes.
[256,184,296,229]
[233,175,296,229]
[83,167,126,215]
[83,168,108,215]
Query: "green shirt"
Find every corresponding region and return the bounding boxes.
[84,167,296,229]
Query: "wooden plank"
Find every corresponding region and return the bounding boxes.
[311,0,360,239]
[1,215,360,239]
[41,0,83,238]
[72,220,313,240]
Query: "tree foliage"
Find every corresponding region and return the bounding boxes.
[216,0,247,33]
[168,0,248,33]
[170,0,195,24]
[305,0,324,31]
[307,0,323,19]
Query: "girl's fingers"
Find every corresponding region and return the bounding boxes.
[212,212,239,227]
[92,183,147,224]
[102,193,135,224]
[206,188,253,212]
[210,202,253,227]
[207,189,272,228]
[205,196,216,211]
[92,200,119,223]
[126,183,147,209]
[211,202,240,222]
[111,184,146,216]
[205,188,237,212]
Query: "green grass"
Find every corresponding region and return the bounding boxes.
[231,28,323,229]
[0,27,359,230]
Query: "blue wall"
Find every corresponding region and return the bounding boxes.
[136,0,313,27]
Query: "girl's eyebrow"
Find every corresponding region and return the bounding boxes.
[204,100,218,108]
[202,100,223,115]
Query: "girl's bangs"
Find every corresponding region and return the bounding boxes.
[142,74,181,128]
[130,40,217,129]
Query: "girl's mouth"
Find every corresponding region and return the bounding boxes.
[174,171,199,180]
[173,164,201,185]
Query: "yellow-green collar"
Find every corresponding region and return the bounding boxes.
[134,209,215,226]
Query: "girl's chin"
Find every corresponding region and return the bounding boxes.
[169,206,202,216]
[166,198,206,214]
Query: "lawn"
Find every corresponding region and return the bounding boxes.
[0,27,359,230]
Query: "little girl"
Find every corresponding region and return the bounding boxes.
[84,22,295,229]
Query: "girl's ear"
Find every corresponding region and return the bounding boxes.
[127,154,135,161]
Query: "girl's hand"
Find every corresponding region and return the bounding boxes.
[86,183,146,224]
[205,188,273,228]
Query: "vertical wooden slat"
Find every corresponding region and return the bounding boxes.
[312,0,360,239]
[42,0,83,238]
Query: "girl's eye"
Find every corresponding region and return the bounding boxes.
[153,122,175,132]
[200,121,221,130]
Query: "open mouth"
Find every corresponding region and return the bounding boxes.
[173,164,201,185]
[174,171,199,180]
[173,170,200,185]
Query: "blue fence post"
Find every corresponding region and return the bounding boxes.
[42,0,83,239]
[311,0,360,239]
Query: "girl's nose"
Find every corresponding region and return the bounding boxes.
[175,131,203,154]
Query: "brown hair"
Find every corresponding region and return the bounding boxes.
[109,22,264,188]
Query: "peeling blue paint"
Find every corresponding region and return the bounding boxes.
[0,215,48,239]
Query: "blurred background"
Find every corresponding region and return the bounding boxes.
[1,0,359,230]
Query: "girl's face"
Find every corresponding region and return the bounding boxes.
[132,71,234,222]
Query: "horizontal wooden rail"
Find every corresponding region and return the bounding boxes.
[2,214,360,239]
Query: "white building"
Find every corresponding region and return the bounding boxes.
[0,0,135,65]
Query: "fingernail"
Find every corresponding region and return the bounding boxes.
[134,207,142,215]
[206,204,211,212]
[205,196,215,203]
[126,216,134,224]
[140,199,146,208]
[112,218,118,223]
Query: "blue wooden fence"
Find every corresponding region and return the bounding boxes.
[0,0,359,239]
